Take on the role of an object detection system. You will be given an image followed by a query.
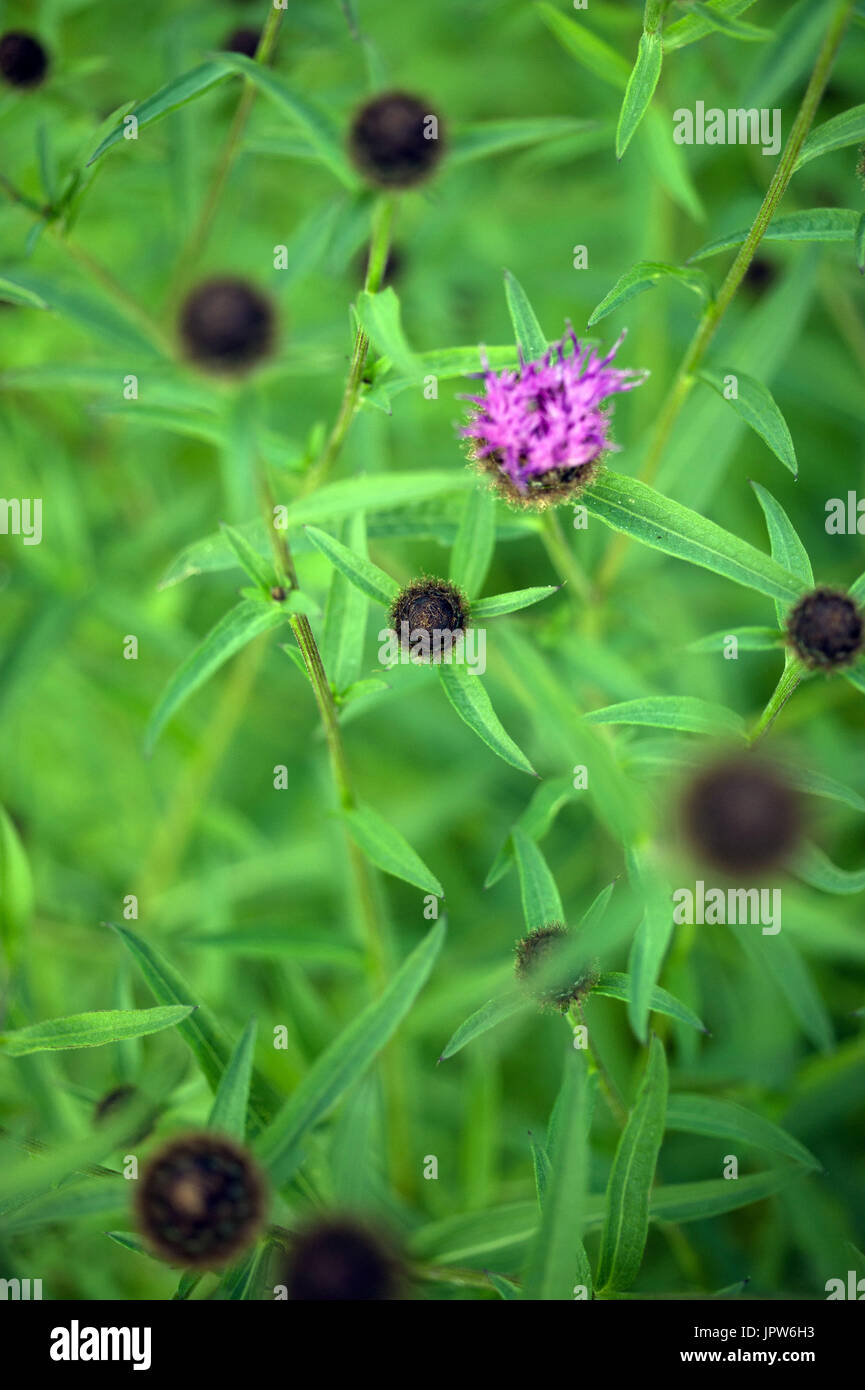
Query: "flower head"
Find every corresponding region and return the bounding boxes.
[461,327,647,508]
[178,277,276,375]
[786,587,863,670]
[0,32,49,88]
[514,923,598,1012]
[388,576,469,662]
[282,1216,405,1300]
[348,92,444,189]
[680,755,802,878]
[135,1133,267,1268]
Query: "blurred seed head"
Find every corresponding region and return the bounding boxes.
[786,587,864,670]
[135,1133,267,1268]
[514,924,598,1012]
[0,32,49,88]
[224,27,261,58]
[178,277,276,375]
[348,91,445,189]
[743,256,777,297]
[680,755,802,878]
[282,1216,405,1300]
[388,577,469,660]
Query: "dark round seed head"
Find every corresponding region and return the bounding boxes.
[135,1133,267,1268]
[178,278,275,375]
[0,32,49,88]
[786,587,864,670]
[224,27,260,58]
[388,577,468,660]
[743,256,777,297]
[93,1085,153,1146]
[283,1217,404,1300]
[681,756,802,878]
[348,91,444,189]
[514,923,597,1013]
[270,585,287,602]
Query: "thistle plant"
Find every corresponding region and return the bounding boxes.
[2,0,865,1318]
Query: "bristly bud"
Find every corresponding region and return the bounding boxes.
[178,278,276,375]
[388,577,469,662]
[680,755,802,878]
[224,28,260,58]
[786,587,864,670]
[0,32,49,88]
[348,92,445,189]
[93,1085,153,1146]
[282,1216,405,1300]
[135,1133,267,1269]
[461,327,647,510]
[514,924,598,1013]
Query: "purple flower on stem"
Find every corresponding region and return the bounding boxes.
[460,326,648,508]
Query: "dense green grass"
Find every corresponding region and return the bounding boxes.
[1,0,864,1301]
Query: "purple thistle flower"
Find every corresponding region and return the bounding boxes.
[460,326,648,507]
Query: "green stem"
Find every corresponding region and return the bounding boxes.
[599,0,855,588]
[748,659,806,745]
[301,195,397,494]
[566,1005,627,1125]
[539,510,593,604]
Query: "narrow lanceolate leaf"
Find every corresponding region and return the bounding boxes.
[750,481,813,630]
[87,63,231,164]
[109,923,281,1126]
[626,845,675,1043]
[784,767,865,815]
[207,1018,257,1141]
[795,103,865,170]
[689,209,860,260]
[322,512,369,693]
[585,695,746,739]
[512,828,564,929]
[343,802,444,897]
[220,523,274,592]
[663,1,761,51]
[665,1094,820,1171]
[471,586,559,618]
[588,261,712,326]
[698,368,797,476]
[683,2,770,40]
[438,663,537,776]
[0,806,33,968]
[503,269,547,361]
[450,486,496,597]
[448,117,600,166]
[257,920,446,1184]
[793,841,865,896]
[145,600,285,753]
[592,973,708,1033]
[355,288,422,379]
[731,924,833,1054]
[523,1050,589,1299]
[596,1035,668,1293]
[536,4,630,89]
[304,525,398,606]
[583,471,805,604]
[688,627,781,653]
[0,277,49,310]
[616,32,663,160]
[438,994,528,1064]
[0,1006,193,1056]
[529,1134,552,1208]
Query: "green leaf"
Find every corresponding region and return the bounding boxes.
[322,512,369,692]
[343,802,444,897]
[688,626,781,653]
[529,1133,552,1208]
[438,663,537,776]
[664,0,760,50]
[471,586,558,618]
[256,920,446,1184]
[449,117,600,165]
[503,269,547,361]
[616,32,663,160]
[793,841,865,896]
[145,600,285,753]
[588,261,712,326]
[690,208,860,260]
[680,1,770,40]
[438,994,529,1064]
[355,287,422,380]
[487,1272,522,1299]
[109,923,280,1126]
[647,1168,804,1223]
[450,486,496,597]
[523,1050,589,1299]
[586,695,745,738]
[0,1006,193,1056]
[593,972,708,1033]
[665,1094,820,1170]
[536,3,630,89]
[784,767,865,815]
[596,1035,668,1292]
[207,1018,257,1141]
[512,828,564,929]
[0,806,34,968]
[0,270,163,356]
[731,924,833,1053]
[304,525,399,606]
[626,845,675,1043]
[0,277,49,310]
[795,103,865,170]
[856,211,865,274]
[87,62,231,165]
[213,54,356,189]
[219,523,275,593]
[583,471,805,604]
[750,481,813,629]
[698,368,797,477]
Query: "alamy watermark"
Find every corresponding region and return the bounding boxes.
[0,497,42,545]
[673,880,782,935]
[378,623,487,674]
[673,102,781,157]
